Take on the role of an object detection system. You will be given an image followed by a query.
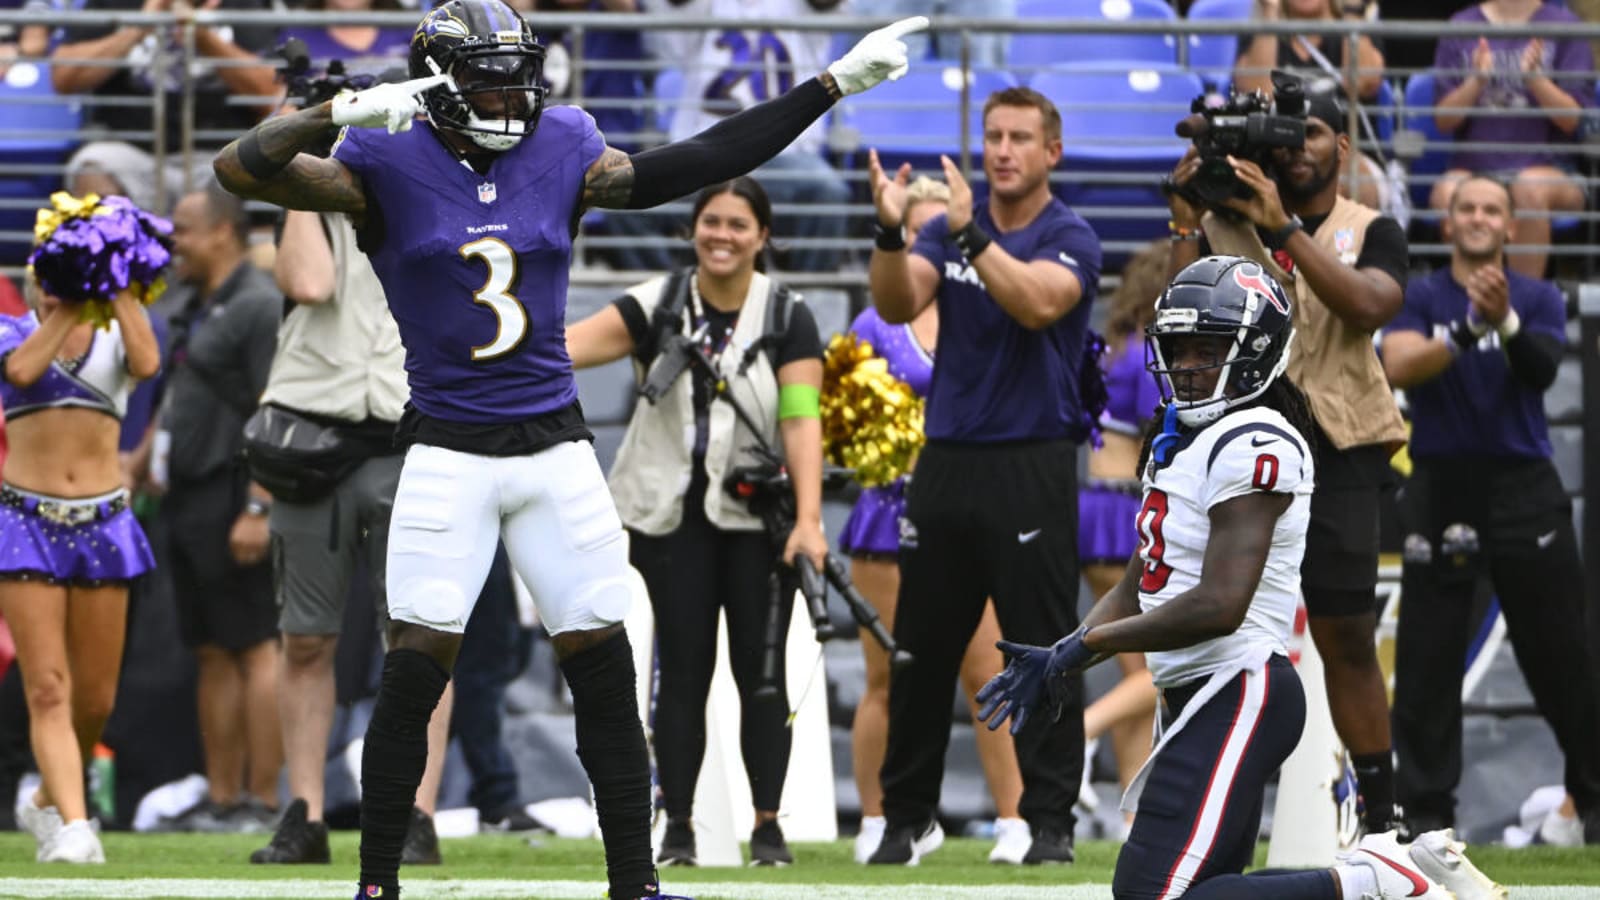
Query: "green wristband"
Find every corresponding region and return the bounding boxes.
[778,383,821,420]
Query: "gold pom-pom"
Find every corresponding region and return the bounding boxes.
[822,332,925,487]
[33,191,102,246]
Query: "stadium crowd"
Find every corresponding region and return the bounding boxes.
[0,0,1598,896]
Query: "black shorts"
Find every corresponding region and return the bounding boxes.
[1302,432,1392,617]
[166,472,279,651]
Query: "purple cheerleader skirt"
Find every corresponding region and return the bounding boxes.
[0,484,155,585]
[1078,478,1144,566]
[839,478,908,558]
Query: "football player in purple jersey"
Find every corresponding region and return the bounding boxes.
[214,2,925,898]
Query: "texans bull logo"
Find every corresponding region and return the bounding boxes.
[1232,265,1289,316]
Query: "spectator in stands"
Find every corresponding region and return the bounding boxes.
[866,86,1102,867]
[1382,173,1600,845]
[852,0,1014,68]
[278,0,411,73]
[1078,240,1164,836]
[1,0,51,77]
[1430,0,1593,278]
[643,0,853,273]
[64,143,163,214]
[51,0,279,208]
[840,175,1029,867]
[1166,76,1412,837]
[1,245,161,863]
[1234,0,1390,210]
[158,181,283,833]
[247,194,449,864]
[566,176,828,867]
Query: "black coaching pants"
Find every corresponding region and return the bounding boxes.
[881,439,1083,834]
[1393,456,1600,825]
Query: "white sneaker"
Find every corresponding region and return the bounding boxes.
[988,817,1030,864]
[854,816,885,864]
[909,819,944,865]
[15,798,63,862]
[39,819,104,864]
[1538,809,1584,847]
[1340,830,1450,899]
[1077,738,1100,814]
[1409,829,1507,900]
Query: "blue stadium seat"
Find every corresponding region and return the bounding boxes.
[835,66,1020,170]
[1034,63,1205,261]
[1184,0,1252,90]
[1400,73,1449,213]
[0,62,83,265]
[1012,0,1180,77]
[652,67,682,134]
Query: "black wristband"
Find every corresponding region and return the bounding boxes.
[951,219,993,260]
[1447,319,1480,351]
[1263,214,1303,251]
[238,131,291,182]
[874,221,907,252]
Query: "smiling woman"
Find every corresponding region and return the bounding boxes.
[565,176,826,868]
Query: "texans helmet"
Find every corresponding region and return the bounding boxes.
[1146,255,1295,427]
[410,0,547,151]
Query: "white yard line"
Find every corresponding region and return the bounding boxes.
[0,880,1595,899]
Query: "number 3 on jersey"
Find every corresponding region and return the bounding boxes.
[1136,489,1173,593]
[460,237,527,362]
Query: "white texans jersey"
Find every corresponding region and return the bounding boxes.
[1136,406,1315,688]
[646,0,836,154]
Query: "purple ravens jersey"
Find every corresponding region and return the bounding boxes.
[332,106,605,423]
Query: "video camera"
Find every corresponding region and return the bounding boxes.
[1171,69,1308,210]
[274,38,385,109]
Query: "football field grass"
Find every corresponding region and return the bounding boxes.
[0,833,1597,898]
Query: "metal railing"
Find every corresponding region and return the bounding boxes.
[4,10,1600,284]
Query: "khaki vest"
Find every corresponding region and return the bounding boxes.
[260,213,408,422]
[1202,198,1405,452]
[608,270,785,535]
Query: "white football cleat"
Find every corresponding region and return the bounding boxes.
[16,797,63,862]
[988,817,1030,864]
[40,819,104,864]
[1409,828,1507,900]
[1341,830,1451,899]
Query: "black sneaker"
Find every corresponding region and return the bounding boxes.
[250,798,331,864]
[657,817,696,867]
[481,805,550,834]
[867,818,943,865]
[748,819,793,866]
[402,806,442,866]
[1021,826,1074,865]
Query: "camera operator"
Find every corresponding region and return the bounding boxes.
[566,176,826,868]
[1165,76,1411,836]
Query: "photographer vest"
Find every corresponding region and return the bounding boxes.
[608,269,787,535]
[1201,197,1405,452]
[260,213,408,423]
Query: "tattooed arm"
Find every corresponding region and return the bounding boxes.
[581,73,842,212]
[213,102,367,219]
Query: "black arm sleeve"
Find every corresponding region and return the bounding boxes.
[1503,329,1562,391]
[625,77,836,210]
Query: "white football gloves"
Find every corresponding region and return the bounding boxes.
[330,73,452,135]
[826,16,929,97]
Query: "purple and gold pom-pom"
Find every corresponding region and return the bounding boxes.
[821,332,924,488]
[27,192,173,329]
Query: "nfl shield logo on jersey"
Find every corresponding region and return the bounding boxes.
[478,182,497,204]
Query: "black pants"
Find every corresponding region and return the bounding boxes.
[1393,456,1600,824]
[882,439,1083,833]
[629,469,795,820]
